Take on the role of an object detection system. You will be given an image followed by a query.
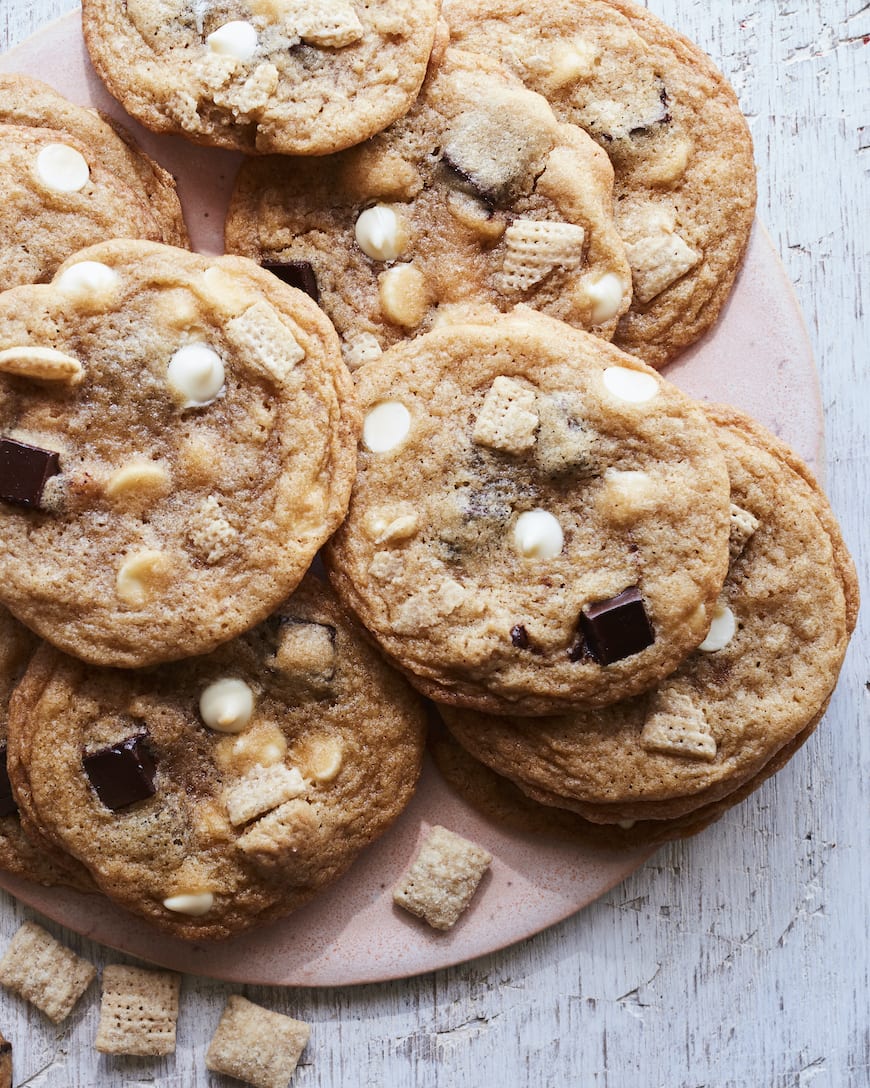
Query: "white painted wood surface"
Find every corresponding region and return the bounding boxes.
[0,1,867,1084]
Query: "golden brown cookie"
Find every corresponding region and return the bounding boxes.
[225,47,632,367]
[0,239,359,667]
[441,407,858,821]
[446,0,757,368]
[7,576,427,941]
[82,0,442,154]
[325,311,732,714]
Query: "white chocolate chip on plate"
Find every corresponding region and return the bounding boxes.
[35,143,90,193]
[199,678,255,734]
[363,401,411,453]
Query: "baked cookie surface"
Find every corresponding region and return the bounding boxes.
[0,240,359,667]
[0,75,188,251]
[7,575,427,940]
[325,312,732,714]
[82,0,442,155]
[441,408,858,820]
[446,0,757,368]
[225,47,632,367]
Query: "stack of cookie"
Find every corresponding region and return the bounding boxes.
[0,239,427,940]
[0,0,856,947]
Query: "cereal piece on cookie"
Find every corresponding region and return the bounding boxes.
[0,921,96,1022]
[393,825,492,930]
[639,687,717,761]
[206,995,310,1088]
[95,964,180,1055]
[729,503,760,560]
[473,376,539,454]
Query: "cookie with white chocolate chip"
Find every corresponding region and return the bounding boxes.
[225,47,632,365]
[82,0,442,155]
[324,309,732,715]
[440,407,858,823]
[7,575,427,940]
[0,77,187,293]
[445,0,756,368]
[0,239,359,667]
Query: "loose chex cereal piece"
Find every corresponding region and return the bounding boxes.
[0,921,96,1022]
[206,995,311,1088]
[393,825,492,930]
[0,1031,10,1088]
[95,964,180,1055]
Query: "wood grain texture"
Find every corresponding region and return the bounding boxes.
[0,1,867,1085]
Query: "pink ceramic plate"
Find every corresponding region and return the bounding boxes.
[0,14,823,987]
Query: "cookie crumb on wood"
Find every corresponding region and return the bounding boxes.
[393,825,492,930]
[0,921,96,1022]
[205,995,310,1088]
[95,964,180,1055]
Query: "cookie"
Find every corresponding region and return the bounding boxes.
[0,608,95,891]
[325,310,732,714]
[82,0,442,155]
[225,47,632,366]
[7,575,427,940]
[440,407,858,821]
[0,239,359,667]
[0,124,175,292]
[446,0,757,368]
[0,75,188,250]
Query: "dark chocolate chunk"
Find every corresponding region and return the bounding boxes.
[0,748,16,818]
[261,260,320,303]
[0,437,60,509]
[82,733,156,811]
[578,586,655,665]
[510,624,529,649]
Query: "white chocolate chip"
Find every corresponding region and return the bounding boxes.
[35,143,89,193]
[698,601,736,652]
[513,509,564,560]
[162,891,214,916]
[310,738,343,783]
[115,550,172,607]
[368,511,419,544]
[546,39,598,87]
[617,819,636,830]
[199,678,255,734]
[167,343,225,407]
[106,460,170,501]
[363,401,411,453]
[0,346,82,384]
[602,365,659,404]
[599,469,658,525]
[207,20,258,61]
[378,264,429,328]
[354,205,408,261]
[581,272,625,324]
[55,260,120,306]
